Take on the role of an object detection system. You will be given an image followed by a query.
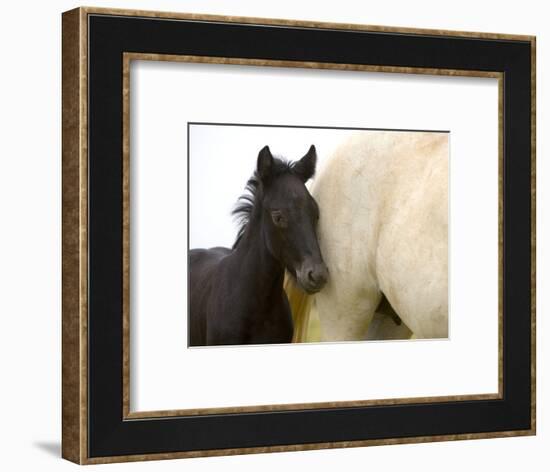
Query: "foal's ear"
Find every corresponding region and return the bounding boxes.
[257,145,274,181]
[293,145,317,182]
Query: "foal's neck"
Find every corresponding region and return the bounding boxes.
[232,215,284,298]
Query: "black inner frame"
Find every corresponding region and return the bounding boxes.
[87,14,533,457]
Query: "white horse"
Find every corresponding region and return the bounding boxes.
[287,131,448,342]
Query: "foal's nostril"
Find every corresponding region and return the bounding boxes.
[307,267,327,286]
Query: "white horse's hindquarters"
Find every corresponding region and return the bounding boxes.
[374,135,448,338]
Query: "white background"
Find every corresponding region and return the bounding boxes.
[131,61,498,412]
[0,0,547,471]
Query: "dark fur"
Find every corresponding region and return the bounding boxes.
[231,157,312,248]
[189,145,327,346]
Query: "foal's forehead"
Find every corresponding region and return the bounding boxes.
[270,174,309,197]
[266,174,314,210]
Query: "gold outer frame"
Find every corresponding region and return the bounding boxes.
[62,7,88,465]
[62,6,536,465]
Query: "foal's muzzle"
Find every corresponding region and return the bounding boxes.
[297,261,329,294]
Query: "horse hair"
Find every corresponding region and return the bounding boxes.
[232,157,300,249]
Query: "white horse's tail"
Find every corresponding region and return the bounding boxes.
[284,273,314,342]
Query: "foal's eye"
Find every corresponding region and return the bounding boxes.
[271,210,287,228]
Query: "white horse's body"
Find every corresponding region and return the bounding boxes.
[310,131,448,340]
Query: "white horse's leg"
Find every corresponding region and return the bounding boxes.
[315,284,381,341]
[376,213,448,339]
[310,135,383,342]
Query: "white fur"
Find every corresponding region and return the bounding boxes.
[311,131,448,340]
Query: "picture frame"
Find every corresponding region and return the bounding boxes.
[62,6,536,464]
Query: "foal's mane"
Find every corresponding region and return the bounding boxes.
[232,157,296,249]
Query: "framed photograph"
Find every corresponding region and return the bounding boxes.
[62,7,536,464]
